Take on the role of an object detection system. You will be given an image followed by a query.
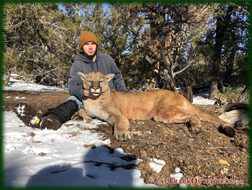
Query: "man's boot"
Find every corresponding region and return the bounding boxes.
[15,100,78,130]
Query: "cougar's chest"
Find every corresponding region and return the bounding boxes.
[82,99,109,120]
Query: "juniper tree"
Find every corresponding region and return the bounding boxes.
[137,3,218,91]
[4,3,75,86]
[196,4,249,99]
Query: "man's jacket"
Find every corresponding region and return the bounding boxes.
[68,51,127,101]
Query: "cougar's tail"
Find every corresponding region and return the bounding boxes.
[196,108,235,137]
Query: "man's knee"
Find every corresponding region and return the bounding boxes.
[66,96,84,110]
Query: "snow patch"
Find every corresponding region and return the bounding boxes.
[149,158,166,173]
[4,75,211,187]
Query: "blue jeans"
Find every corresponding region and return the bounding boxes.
[66,96,84,110]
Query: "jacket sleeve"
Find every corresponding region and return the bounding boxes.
[67,61,87,101]
[110,58,127,92]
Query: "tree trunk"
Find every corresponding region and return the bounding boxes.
[162,68,176,92]
[224,47,236,84]
[208,16,222,99]
[144,61,159,91]
[209,6,234,99]
[235,86,249,104]
[4,69,11,86]
[208,80,218,99]
[183,86,193,103]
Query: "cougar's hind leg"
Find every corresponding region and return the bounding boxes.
[215,116,235,137]
[71,109,92,121]
[221,124,235,137]
[153,106,202,134]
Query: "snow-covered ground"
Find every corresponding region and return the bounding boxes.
[3,77,215,187]
[192,92,216,105]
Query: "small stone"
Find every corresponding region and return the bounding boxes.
[29,132,36,137]
[220,167,228,175]
[211,172,216,176]
[39,152,46,156]
[140,151,147,158]
[219,159,230,166]
[131,145,135,149]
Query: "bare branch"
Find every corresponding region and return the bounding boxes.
[173,60,194,76]
[38,19,66,30]
[4,20,25,30]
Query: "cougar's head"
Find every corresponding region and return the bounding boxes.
[77,71,114,96]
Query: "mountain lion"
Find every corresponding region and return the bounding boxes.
[73,71,235,141]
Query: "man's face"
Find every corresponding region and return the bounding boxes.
[83,41,97,57]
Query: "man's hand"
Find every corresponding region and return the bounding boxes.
[84,90,100,99]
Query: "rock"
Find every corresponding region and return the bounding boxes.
[39,152,46,156]
[140,151,147,158]
[220,167,228,175]
[132,130,142,136]
[215,97,229,106]
[219,160,229,166]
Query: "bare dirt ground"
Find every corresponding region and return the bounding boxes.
[4,90,249,188]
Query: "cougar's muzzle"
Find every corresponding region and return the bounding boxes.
[90,81,102,96]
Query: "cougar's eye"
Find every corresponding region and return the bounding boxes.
[99,80,103,83]
[88,80,92,83]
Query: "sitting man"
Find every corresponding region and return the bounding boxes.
[15,31,127,130]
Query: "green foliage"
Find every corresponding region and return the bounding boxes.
[194,4,249,90]
[4,3,73,69]
[3,2,249,89]
[216,86,243,99]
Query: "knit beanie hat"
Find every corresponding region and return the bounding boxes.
[79,31,99,49]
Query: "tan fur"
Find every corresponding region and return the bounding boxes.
[74,71,235,141]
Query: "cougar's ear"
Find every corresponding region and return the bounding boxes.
[106,74,115,81]
[77,72,86,81]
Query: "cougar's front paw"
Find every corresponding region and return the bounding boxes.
[71,110,91,122]
[188,125,201,134]
[71,112,83,121]
[114,131,132,141]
